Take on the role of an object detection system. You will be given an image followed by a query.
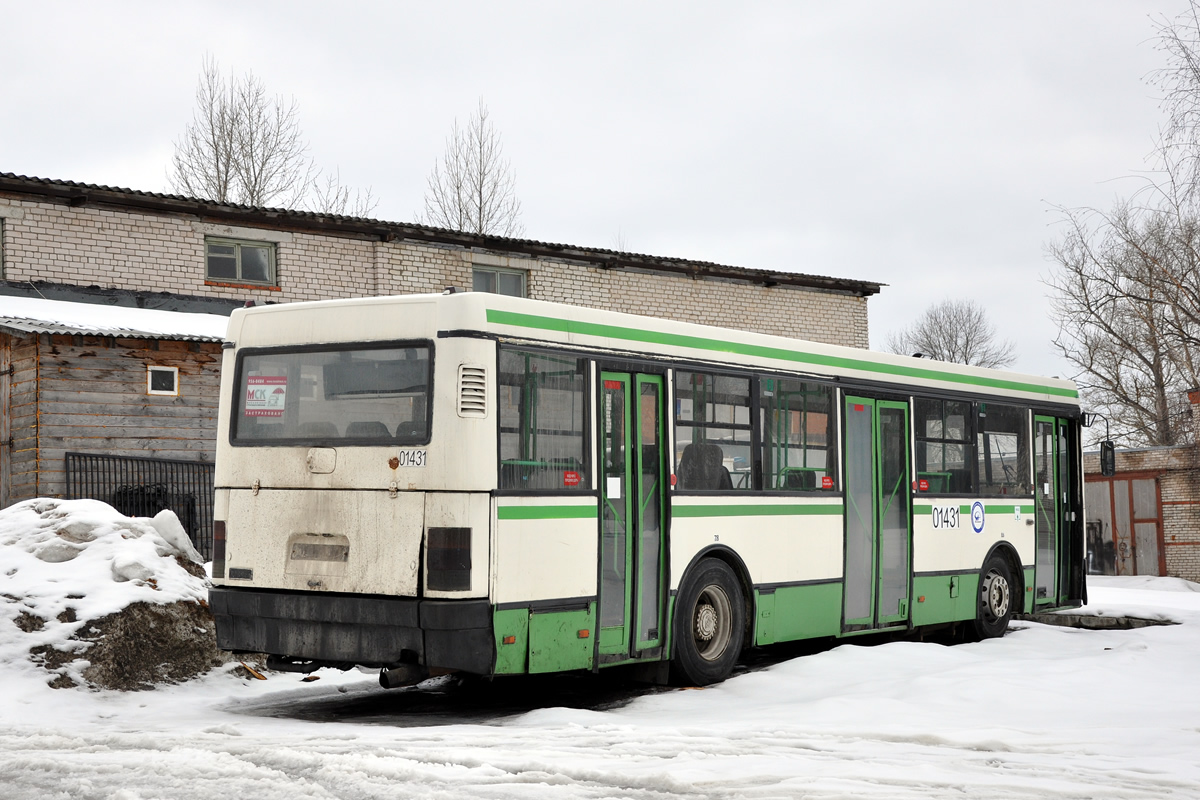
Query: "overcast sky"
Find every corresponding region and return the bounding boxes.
[0,1,1187,379]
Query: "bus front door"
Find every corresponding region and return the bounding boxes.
[843,396,913,631]
[1035,416,1084,606]
[599,372,668,662]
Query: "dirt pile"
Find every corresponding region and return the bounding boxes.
[30,599,228,690]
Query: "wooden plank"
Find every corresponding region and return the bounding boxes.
[1,332,10,506]
[38,393,218,410]
[38,437,215,453]
[35,379,220,398]
[39,360,220,376]
[38,425,216,439]
[37,411,218,425]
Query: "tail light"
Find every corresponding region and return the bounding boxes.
[213,520,226,579]
[427,527,471,591]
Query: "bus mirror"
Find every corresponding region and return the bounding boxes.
[1100,441,1116,477]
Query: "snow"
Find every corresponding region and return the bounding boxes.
[1,502,1198,798]
[0,499,208,687]
[0,295,229,340]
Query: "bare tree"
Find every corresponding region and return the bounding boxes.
[421,100,523,236]
[169,56,240,203]
[1046,203,1200,447]
[1153,3,1200,206]
[884,299,1016,369]
[308,168,378,218]
[171,57,375,214]
[1042,4,1200,447]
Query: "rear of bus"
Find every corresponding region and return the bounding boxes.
[208,294,497,682]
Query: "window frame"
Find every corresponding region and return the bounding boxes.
[673,370,756,493]
[913,396,977,496]
[228,339,435,447]
[495,344,592,494]
[205,236,278,286]
[975,402,1033,497]
[473,266,527,297]
[146,365,179,397]
[759,376,838,493]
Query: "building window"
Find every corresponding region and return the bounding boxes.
[473,267,526,297]
[147,365,179,396]
[206,237,276,285]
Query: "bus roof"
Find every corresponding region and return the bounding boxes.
[227,292,1079,407]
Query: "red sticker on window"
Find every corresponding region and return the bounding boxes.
[853,404,865,412]
[604,380,622,390]
[563,471,580,487]
[821,476,834,490]
[917,479,929,492]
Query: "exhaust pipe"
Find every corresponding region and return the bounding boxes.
[379,663,429,689]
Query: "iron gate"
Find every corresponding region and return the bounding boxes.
[64,452,215,560]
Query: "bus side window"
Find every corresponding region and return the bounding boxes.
[915,398,975,494]
[497,348,590,492]
[759,378,834,491]
[674,372,752,492]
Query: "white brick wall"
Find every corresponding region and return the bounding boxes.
[0,195,869,349]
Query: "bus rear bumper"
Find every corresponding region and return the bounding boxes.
[209,587,494,675]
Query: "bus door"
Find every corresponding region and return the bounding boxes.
[1034,416,1084,606]
[598,372,668,661]
[843,396,912,630]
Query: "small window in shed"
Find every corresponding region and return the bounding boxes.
[147,366,179,396]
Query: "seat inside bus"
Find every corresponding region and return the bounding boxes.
[678,443,734,491]
[345,420,391,439]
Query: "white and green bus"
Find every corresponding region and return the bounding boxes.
[210,292,1085,686]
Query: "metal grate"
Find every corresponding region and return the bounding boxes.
[64,452,216,560]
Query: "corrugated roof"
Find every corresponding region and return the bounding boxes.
[0,296,228,341]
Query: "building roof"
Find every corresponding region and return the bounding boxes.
[0,172,883,298]
[0,296,229,341]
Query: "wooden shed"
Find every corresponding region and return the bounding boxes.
[0,297,228,555]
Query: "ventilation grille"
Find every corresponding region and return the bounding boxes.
[458,364,487,418]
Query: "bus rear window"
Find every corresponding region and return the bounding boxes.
[233,344,431,444]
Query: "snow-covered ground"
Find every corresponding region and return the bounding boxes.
[2,503,1198,798]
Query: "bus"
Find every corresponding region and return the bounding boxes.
[209,291,1085,687]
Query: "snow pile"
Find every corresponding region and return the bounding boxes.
[0,498,221,689]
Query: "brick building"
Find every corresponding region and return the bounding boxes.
[0,173,880,348]
[1083,444,1200,583]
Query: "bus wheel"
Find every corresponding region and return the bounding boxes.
[671,558,745,686]
[973,555,1014,640]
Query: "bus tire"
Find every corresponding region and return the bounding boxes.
[973,554,1015,640]
[671,558,745,686]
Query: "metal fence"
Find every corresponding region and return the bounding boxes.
[64,452,215,560]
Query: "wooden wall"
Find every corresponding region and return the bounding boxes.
[2,331,40,505]
[1,331,222,503]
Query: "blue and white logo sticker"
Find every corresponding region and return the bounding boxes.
[971,501,986,533]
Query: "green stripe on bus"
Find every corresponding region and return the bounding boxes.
[913,504,1035,515]
[672,504,843,518]
[485,309,1077,399]
[497,505,597,520]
